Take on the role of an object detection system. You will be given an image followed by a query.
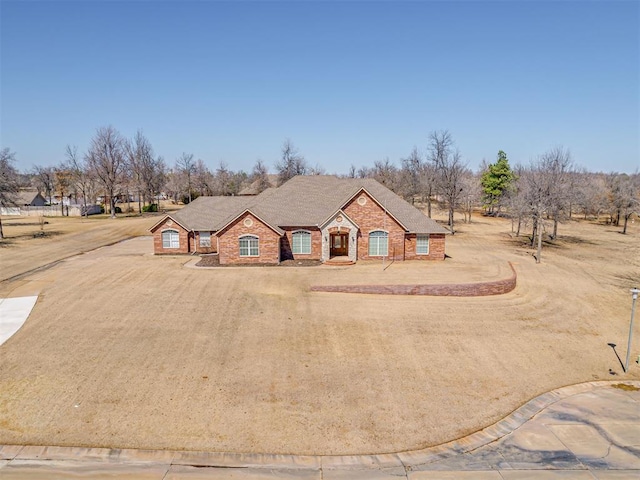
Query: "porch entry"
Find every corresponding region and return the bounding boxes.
[330,232,349,257]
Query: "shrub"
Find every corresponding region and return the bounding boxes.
[142,204,158,213]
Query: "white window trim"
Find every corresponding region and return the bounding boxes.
[416,235,430,255]
[368,230,389,257]
[239,235,259,257]
[291,230,312,255]
[162,229,180,249]
[199,231,211,247]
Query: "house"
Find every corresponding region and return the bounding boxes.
[150,175,449,264]
[17,190,47,206]
[237,174,279,195]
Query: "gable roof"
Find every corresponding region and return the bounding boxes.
[215,207,285,236]
[150,176,449,235]
[237,174,279,195]
[171,196,253,232]
[16,189,47,206]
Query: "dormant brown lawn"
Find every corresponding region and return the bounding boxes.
[0,212,638,455]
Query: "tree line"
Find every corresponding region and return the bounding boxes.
[1,126,638,262]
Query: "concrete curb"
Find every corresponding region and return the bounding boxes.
[1,380,638,471]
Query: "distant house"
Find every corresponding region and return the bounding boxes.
[237,174,279,195]
[150,175,448,264]
[17,190,47,206]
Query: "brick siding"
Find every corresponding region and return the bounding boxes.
[343,191,406,261]
[151,189,446,263]
[280,227,322,261]
[217,213,281,265]
[404,233,446,260]
[192,231,217,254]
[151,217,191,254]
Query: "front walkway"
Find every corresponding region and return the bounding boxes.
[0,296,37,346]
[1,381,638,478]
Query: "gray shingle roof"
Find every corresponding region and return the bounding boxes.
[171,196,254,232]
[162,176,449,235]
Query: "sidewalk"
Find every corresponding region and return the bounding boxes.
[1,381,638,479]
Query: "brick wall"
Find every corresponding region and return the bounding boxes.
[311,262,517,296]
[192,231,217,254]
[217,213,281,265]
[343,191,406,261]
[151,217,191,254]
[280,227,322,261]
[404,233,446,260]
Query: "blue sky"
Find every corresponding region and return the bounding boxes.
[1,0,638,174]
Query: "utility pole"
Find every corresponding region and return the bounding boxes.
[624,287,640,372]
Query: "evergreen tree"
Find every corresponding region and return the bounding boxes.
[481,150,514,215]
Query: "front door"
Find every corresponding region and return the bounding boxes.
[330,233,349,257]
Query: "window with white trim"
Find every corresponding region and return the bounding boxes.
[199,231,211,247]
[239,235,259,257]
[368,230,388,256]
[162,230,180,249]
[292,230,311,254]
[416,235,430,255]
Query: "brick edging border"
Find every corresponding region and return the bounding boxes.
[310,262,517,296]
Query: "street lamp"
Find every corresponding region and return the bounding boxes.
[624,287,640,373]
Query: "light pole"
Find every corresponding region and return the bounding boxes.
[624,287,640,372]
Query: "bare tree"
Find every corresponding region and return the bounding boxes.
[126,131,165,211]
[54,167,73,215]
[459,168,481,223]
[65,145,97,217]
[400,147,423,203]
[545,148,573,239]
[164,169,184,203]
[428,130,467,234]
[251,159,271,193]
[0,148,20,238]
[176,152,195,203]
[372,157,398,191]
[85,126,126,218]
[193,159,214,196]
[228,170,248,195]
[504,164,530,236]
[607,172,640,234]
[276,139,307,185]
[419,159,437,218]
[309,163,326,175]
[523,147,572,263]
[356,165,371,178]
[214,161,232,196]
[32,165,56,204]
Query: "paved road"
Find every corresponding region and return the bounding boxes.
[0,381,638,479]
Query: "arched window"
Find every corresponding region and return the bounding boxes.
[239,235,259,257]
[368,230,388,256]
[292,230,312,254]
[162,229,180,249]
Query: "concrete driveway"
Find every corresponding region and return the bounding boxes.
[0,296,37,346]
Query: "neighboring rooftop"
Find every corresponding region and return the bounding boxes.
[237,174,279,195]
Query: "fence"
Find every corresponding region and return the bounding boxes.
[0,205,99,217]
